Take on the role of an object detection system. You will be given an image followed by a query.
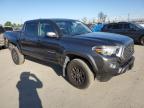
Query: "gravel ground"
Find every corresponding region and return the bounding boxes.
[0,45,144,108]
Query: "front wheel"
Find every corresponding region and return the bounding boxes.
[66,59,94,89]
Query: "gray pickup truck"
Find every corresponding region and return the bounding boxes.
[4,19,135,89]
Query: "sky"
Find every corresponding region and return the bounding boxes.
[0,0,144,24]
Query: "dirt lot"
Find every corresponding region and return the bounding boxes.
[0,45,144,108]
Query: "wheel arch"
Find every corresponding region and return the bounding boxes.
[9,41,22,53]
[139,35,144,45]
[63,53,98,78]
[139,35,144,41]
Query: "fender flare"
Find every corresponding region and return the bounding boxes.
[62,56,70,77]
[62,53,98,77]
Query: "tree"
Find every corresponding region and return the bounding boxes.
[12,23,17,28]
[4,21,12,26]
[98,12,107,23]
[81,17,89,24]
[92,18,97,24]
[12,23,23,30]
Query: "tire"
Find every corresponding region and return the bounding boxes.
[66,59,94,89]
[11,45,25,65]
[140,36,144,46]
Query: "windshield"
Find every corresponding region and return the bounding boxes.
[134,23,144,29]
[55,20,92,36]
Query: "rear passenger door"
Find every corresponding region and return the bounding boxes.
[20,22,39,57]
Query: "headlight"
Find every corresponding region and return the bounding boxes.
[92,46,120,56]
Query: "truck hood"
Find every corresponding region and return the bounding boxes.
[72,32,133,45]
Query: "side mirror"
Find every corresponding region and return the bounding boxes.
[46,32,58,38]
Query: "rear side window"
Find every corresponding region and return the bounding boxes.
[25,22,38,36]
[106,24,123,30]
[39,22,56,37]
[123,24,130,29]
[112,24,119,29]
[107,24,113,29]
[0,26,5,33]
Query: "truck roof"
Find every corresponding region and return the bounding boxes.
[25,18,77,23]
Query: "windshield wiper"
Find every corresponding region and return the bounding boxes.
[72,33,82,36]
[72,32,91,36]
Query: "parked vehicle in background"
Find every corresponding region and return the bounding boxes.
[92,23,105,32]
[140,24,144,27]
[102,22,144,45]
[86,24,95,30]
[4,26,13,31]
[0,26,5,47]
[5,19,135,89]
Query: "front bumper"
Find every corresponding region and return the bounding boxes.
[117,56,134,74]
[93,55,135,76]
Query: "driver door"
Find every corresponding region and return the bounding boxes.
[37,21,62,63]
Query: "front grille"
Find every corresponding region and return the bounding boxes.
[122,43,134,60]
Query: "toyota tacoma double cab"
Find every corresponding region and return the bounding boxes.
[4,19,135,89]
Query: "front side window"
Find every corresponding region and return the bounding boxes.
[39,22,56,37]
[130,23,143,30]
[25,22,38,36]
[55,21,91,36]
[124,23,138,30]
[129,24,137,30]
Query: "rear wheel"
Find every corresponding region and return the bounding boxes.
[11,45,25,65]
[66,59,94,89]
[140,36,144,45]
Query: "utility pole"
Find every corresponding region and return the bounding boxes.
[21,18,22,24]
[128,13,130,22]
